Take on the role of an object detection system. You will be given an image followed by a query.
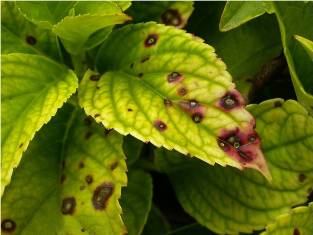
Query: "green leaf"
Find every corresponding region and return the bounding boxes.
[295,35,313,61]
[1,53,78,195]
[123,135,144,165]
[1,2,60,60]
[219,1,273,32]
[168,224,214,235]
[142,205,170,235]
[17,1,132,55]
[272,2,313,115]
[187,2,282,100]
[79,22,271,178]
[127,1,194,28]
[261,203,313,235]
[155,99,313,234]
[121,170,153,235]
[1,106,127,234]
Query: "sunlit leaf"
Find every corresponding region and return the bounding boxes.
[1,53,78,195]
[1,106,127,234]
[295,35,313,61]
[79,22,271,178]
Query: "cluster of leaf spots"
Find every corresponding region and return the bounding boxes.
[79,22,270,179]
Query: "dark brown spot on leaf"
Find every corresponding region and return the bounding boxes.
[164,99,172,107]
[26,35,36,45]
[145,34,158,47]
[130,63,134,69]
[104,128,112,136]
[81,228,86,232]
[85,175,93,185]
[89,74,100,81]
[154,120,167,131]
[61,197,76,215]
[221,93,238,109]
[274,101,282,107]
[127,108,133,112]
[19,143,23,148]
[138,73,143,78]
[192,112,203,123]
[110,161,118,171]
[177,87,187,96]
[141,56,150,63]
[167,72,182,83]
[92,183,114,210]
[80,185,86,191]
[293,228,300,235]
[85,131,93,140]
[1,219,16,233]
[161,9,182,27]
[84,116,92,126]
[298,174,307,182]
[94,113,100,118]
[78,161,85,169]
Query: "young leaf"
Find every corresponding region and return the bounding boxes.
[1,2,60,60]
[1,53,78,195]
[295,35,313,61]
[155,99,313,234]
[17,1,132,55]
[121,170,153,235]
[127,1,194,28]
[261,203,313,235]
[272,2,313,115]
[1,106,127,235]
[219,1,273,32]
[79,22,270,178]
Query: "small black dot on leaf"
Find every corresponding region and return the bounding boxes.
[85,175,93,185]
[298,174,307,182]
[164,99,172,107]
[26,35,36,45]
[89,74,101,81]
[274,101,282,108]
[192,113,203,123]
[85,131,93,140]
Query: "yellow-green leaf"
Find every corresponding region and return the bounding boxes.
[1,53,78,195]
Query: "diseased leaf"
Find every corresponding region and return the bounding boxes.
[1,106,127,235]
[121,170,153,235]
[1,53,78,195]
[219,1,273,32]
[272,2,313,115]
[187,2,282,100]
[17,1,132,54]
[155,99,313,234]
[261,203,313,235]
[127,1,194,28]
[142,205,170,235]
[79,22,271,178]
[1,2,60,60]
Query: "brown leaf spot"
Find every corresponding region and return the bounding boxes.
[161,9,182,27]
[167,72,183,83]
[61,197,76,215]
[154,120,167,131]
[164,99,172,107]
[221,93,238,109]
[138,73,143,78]
[26,35,36,45]
[85,175,93,185]
[127,108,133,112]
[104,128,112,136]
[110,161,118,171]
[274,101,282,108]
[141,56,150,63]
[94,113,100,118]
[19,143,23,148]
[89,74,101,81]
[78,161,85,169]
[1,219,16,233]
[177,87,187,96]
[293,228,300,235]
[92,183,114,210]
[84,116,92,126]
[80,185,86,191]
[144,34,158,47]
[60,174,66,184]
[192,112,203,123]
[298,174,307,182]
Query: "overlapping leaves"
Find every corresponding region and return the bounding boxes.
[155,99,313,234]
